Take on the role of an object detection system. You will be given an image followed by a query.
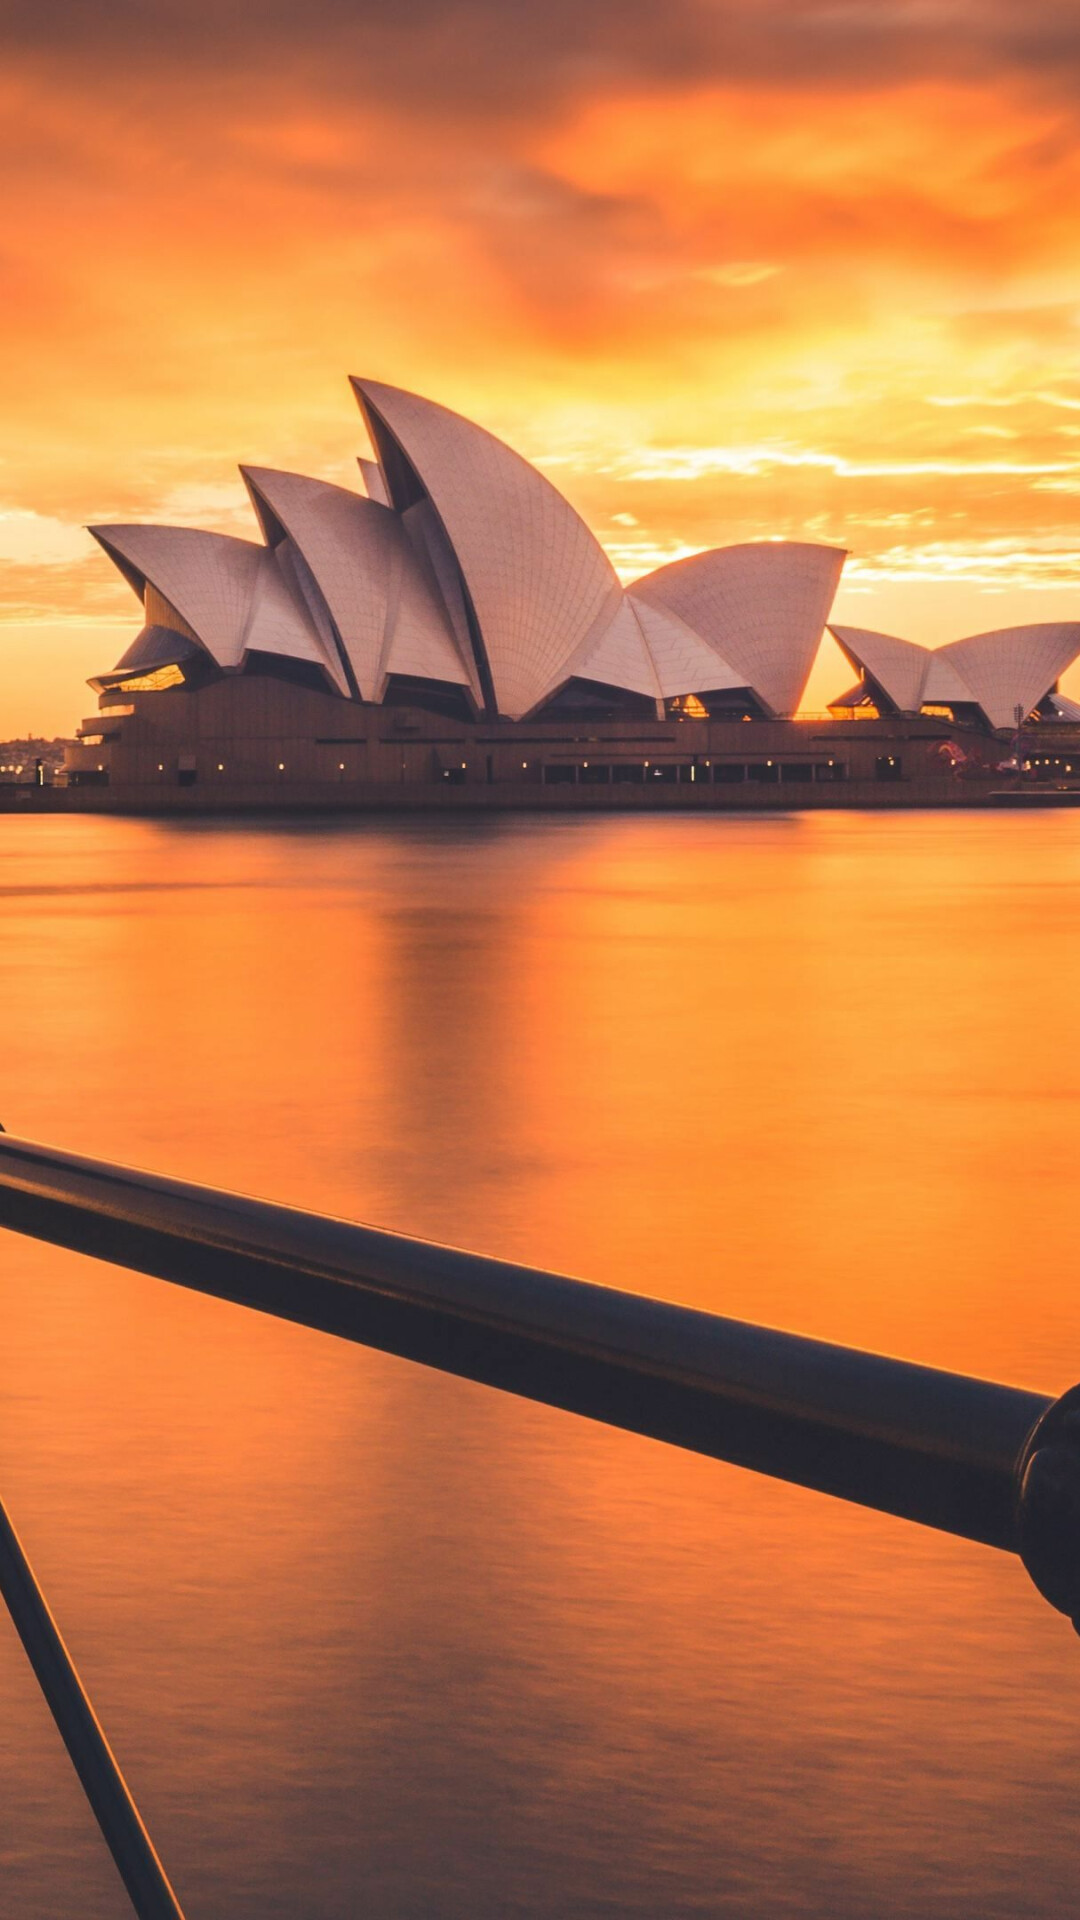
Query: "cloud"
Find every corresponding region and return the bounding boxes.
[4,0,1080,734]
[5,2,1080,118]
[0,509,93,565]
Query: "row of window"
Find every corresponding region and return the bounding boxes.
[535,760,850,787]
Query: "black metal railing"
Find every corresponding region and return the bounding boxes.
[2,1125,1079,1918]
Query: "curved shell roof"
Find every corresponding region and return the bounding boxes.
[89,524,344,691]
[351,379,623,719]
[627,593,747,699]
[938,624,1080,730]
[91,377,1080,733]
[830,621,1080,727]
[631,541,847,717]
[920,648,976,709]
[569,592,747,702]
[829,626,931,714]
[241,468,470,702]
[569,597,661,700]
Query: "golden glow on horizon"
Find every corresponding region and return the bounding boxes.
[2,37,1080,732]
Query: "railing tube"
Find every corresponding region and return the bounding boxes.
[0,1129,1078,1626]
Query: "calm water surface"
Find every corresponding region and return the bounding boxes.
[2,810,1079,1918]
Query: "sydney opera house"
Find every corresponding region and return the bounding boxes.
[64,378,1080,809]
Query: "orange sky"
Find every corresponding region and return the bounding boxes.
[2,2,1079,735]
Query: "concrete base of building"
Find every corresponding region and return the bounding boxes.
[52,675,1080,816]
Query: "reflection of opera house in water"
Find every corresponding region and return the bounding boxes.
[66,378,1080,809]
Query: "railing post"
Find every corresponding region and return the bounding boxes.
[0,1494,186,1920]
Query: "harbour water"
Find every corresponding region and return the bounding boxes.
[2,810,1079,1919]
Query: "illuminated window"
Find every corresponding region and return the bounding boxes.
[669,693,708,720]
[830,700,881,720]
[115,664,185,693]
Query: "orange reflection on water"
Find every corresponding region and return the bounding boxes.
[2,811,1080,1919]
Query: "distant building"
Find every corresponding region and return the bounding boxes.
[62,379,1080,809]
[0,738,70,783]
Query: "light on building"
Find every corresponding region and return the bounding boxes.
[278,762,285,771]
[158,763,164,772]
[217,763,224,772]
[339,762,345,771]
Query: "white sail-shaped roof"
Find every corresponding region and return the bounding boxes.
[628,593,747,699]
[90,526,262,668]
[831,621,1080,727]
[89,524,344,690]
[351,378,623,719]
[568,593,748,703]
[241,468,469,702]
[632,541,847,716]
[920,648,976,709]
[829,626,931,713]
[569,598,662,700]
[937,624,1080,730]
[245,549,348,686]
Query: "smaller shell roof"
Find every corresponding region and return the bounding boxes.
[920,649,975,708]
[569,598,661,701]
[831,620,1080,728]
[829,626,930,714]
[632,541,847,716]
[90,525,261,669]
[628,593,747,699]
[242,467,468,702]
[90,523,344,692]
[560,591,750,705]
[938,623,1080,730]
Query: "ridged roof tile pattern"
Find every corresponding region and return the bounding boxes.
[919,649,975,708]
[632,541,847,716]
[89,524,341,689]
[399,499,483,702]
[570,598,662,699]
[571,593,747,701]
[628,593,746,698]
[351,379,624,719]
[829,626,931,714]
[246,548,346,685]
[241,468,467,701]
[939,624,1080,731]
[831,621,1080,727]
